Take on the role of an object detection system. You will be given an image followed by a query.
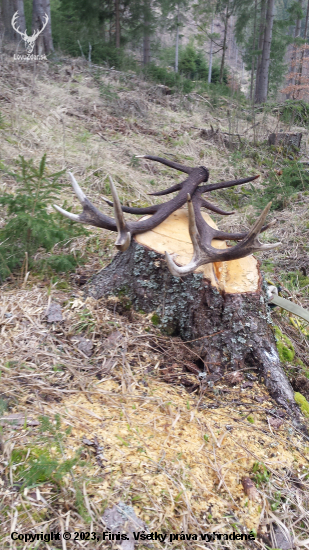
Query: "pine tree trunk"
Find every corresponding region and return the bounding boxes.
[219,3,229,84]
[1,0,26,43]
[287,0,304,99]
[85,210,305,430]
[296,0,309,96]
[208,17,214,84]
[143,29,150,64]
[250,0,258,102]
[255,0,275,104]
[255,0,267,100]
[32,0,53,55]
[175,21,179,72]
[115,0,120,48]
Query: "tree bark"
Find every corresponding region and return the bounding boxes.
[287,0,304,99]
[208,17,214,84]
[175,8,179,73]
[32,0,53,55]
[142,0,151,65]
[115,0,120,48]
[219,2,229,84]
[255,0,275,104]
[296,0,309,97]
[85,238,304,429]
[250,0,258,102]
[1,0,26,43]
[254,0,267,100]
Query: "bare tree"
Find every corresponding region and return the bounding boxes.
[297,0,309,89]
[143,0,151,65]
[255,0,275,103]
[32,0,53,55]
[115,0,120,48]
[286,0,304,98]
[254,0,267,101]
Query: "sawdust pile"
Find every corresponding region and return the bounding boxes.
[1,286,309,548]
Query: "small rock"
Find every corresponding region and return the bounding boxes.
[272,525,293,550]
[242,381,253,389]
[45,303,63,323]
[77,337,93,357]
[225,371,244,386]
[102,501,147,549]
[268,417,284,430]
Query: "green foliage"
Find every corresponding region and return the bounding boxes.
[143,62,194,92]
[0,155,87,281]
[252,462,270,486]
[294,392,309,418]
[10,414,78,489]
[278,99,309,128]
[151,313,160,326]
[274,326,295,363]
[252,160,309,211]
[281,271,309,295]
[73,308,96,334]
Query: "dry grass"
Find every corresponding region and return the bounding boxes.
[1,286,309,548]
[1,52,309,548]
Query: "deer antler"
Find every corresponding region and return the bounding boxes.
[53,165,210,251]
[165,194,281,277]
[54,156,280,273]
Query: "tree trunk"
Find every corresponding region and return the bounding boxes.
[296,0,309,96]
[287,0,304,99]
[219,3,229,84]
[115,0,120,48]
[250,0,258,102]
[32,0,53,55]
[208,17,214,84]
[255,0,275,104]
[175,12,179,73]
[255,0,267,100]
[142,0,151,65]
[1,0,26,43]
[85,209,304,429]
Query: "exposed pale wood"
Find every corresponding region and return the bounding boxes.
[135,209,260,294]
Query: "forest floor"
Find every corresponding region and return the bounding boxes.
[1,52,309,549]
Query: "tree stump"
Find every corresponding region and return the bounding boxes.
[268,132,302,149]
[86,208,302,423]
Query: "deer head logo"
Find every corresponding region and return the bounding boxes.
[11,11,48,54]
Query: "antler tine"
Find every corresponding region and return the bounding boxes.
[53,204,79,221]
[53,173,117,231]
[148,183,182,196]
[108,175,131,251]
[102,196,159,214]
[198,174,260,195]
[200,198,235,216]
[165,194,202,277]
[69,172,86,203]
[136,155,193,175]
[239,202,281,251]
[165,200,281,277]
